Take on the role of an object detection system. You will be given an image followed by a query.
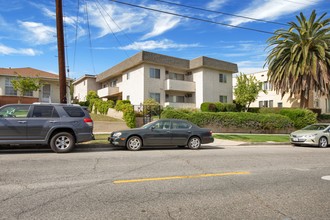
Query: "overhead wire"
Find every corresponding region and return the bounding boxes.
[153,0,289,26]
[84,0,96,74]
[109,0,275,35]
[72,0,80,74]
[93,0,133,59]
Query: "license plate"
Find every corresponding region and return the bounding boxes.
[293,138,298,142]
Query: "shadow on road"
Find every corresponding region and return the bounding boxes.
[0,143,224,154]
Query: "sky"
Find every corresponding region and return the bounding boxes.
[0,0,329,80]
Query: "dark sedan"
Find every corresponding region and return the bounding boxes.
[109,119,214,151]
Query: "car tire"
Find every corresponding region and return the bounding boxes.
[126,136,142,151]
[50,132,75,153]
[188,136,201,150]
[318,136,328,148]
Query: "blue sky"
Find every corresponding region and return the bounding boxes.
[0,0,329,79]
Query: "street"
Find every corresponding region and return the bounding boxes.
[1,142,330,220]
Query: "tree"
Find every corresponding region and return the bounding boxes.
[265,10,330,108]
[234,73,264,111]
[11,74,42,103]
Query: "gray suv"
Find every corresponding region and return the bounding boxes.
[0,103,94,153]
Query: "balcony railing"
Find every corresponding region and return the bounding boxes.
[164,79,195,92]
[97,87,119,98]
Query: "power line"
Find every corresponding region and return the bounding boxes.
[72,0,80,73]
[84,0,96,74]
[153,0,289,26]
[109,0,275,35]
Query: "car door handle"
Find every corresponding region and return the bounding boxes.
[18,121,27,124]
[49,121,58,123]
[166,130,171,133]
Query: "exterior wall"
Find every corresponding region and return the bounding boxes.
[194,68,233,108]
[120,65,145,105]
[0,76,61,104]
[233,71,330,113]
[143,64,166,105]
[73,80,86,101]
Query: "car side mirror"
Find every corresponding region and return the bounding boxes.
[151,126,155,130]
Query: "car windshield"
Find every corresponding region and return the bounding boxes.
[302,124,328,130]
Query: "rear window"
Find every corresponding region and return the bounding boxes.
[63,106,86,117]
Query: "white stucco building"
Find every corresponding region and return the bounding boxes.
[72,74,101,102]
[75,51,238,108]
[233,70,330,113]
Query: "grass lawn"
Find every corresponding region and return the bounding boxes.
[84,134,110,144]
[213,134,290,143]
[90,113,122,122]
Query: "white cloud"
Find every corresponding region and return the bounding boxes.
[206,0,228,10]
[227,0,321,26]
[0,44,42,56]
[83,3,146,38]
[18,21,56,45]
[119,39,199,50]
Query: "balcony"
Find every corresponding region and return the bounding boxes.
[164,79,195,92]
[97,87,120,98]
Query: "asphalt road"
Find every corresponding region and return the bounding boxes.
[1,142,330,220]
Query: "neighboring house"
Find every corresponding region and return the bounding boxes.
[72,74,101,102]
[0,67,71,106]
[233,70,330,113]
[93,51,238,108]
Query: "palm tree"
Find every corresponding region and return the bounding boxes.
[265,10,330,108]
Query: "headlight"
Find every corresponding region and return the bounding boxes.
[112,132,122,137]
[303,134,317,139]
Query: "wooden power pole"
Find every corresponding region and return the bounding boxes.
[56,0,67,103]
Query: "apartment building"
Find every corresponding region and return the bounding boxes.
[0,67,71,106]
[72,74,101,102]
[94,51,238,108]
[234,70,330,113]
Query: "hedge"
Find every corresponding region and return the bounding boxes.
[161,109,294,131]
[259,108,317,129]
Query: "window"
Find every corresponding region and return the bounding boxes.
[263,101,269,108]
[172,121,191,129]
[259,101,263,107]
[110,80,117,87]
[168,72,184,81]
[42,84,51,99]
[150,68,160,79]
[149,93,160,103]
[127,72,130,80]
[153,120,171,130]
[0,105,30,118]
[269,100,273,108]
[277,102,283,108]
[63,107,85,117]
[32,106,59,118]
[263,81,268,90]
[219,74,227,83]
[219,95,227,103]
[126,95,130,100]
[24,91,33,97]
[5,77,17,96]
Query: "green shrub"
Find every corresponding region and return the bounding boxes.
[161,109,294,131]
[201,102,215,112]
[121,103,135,128]
[115,100,131,111]
[279,108,317,129]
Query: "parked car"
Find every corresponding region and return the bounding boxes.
[290,123,330,148]
[109,119,214,151]
[0,103,94,153]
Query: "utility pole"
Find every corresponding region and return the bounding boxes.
[56,0,67,103]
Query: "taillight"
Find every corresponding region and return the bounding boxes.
[84,118,93,127]
[210,131,213,135]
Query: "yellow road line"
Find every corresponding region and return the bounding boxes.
[113,171,250,184]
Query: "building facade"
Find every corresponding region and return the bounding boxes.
[72,74,101,102]
[94,51,238,108]
[233,70,330,113]
[0,67,70,106]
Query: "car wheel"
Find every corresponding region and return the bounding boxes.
[188,136,201,150]
[126,136,142,151]
[50,132,75,153]
[318,136,328,148]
